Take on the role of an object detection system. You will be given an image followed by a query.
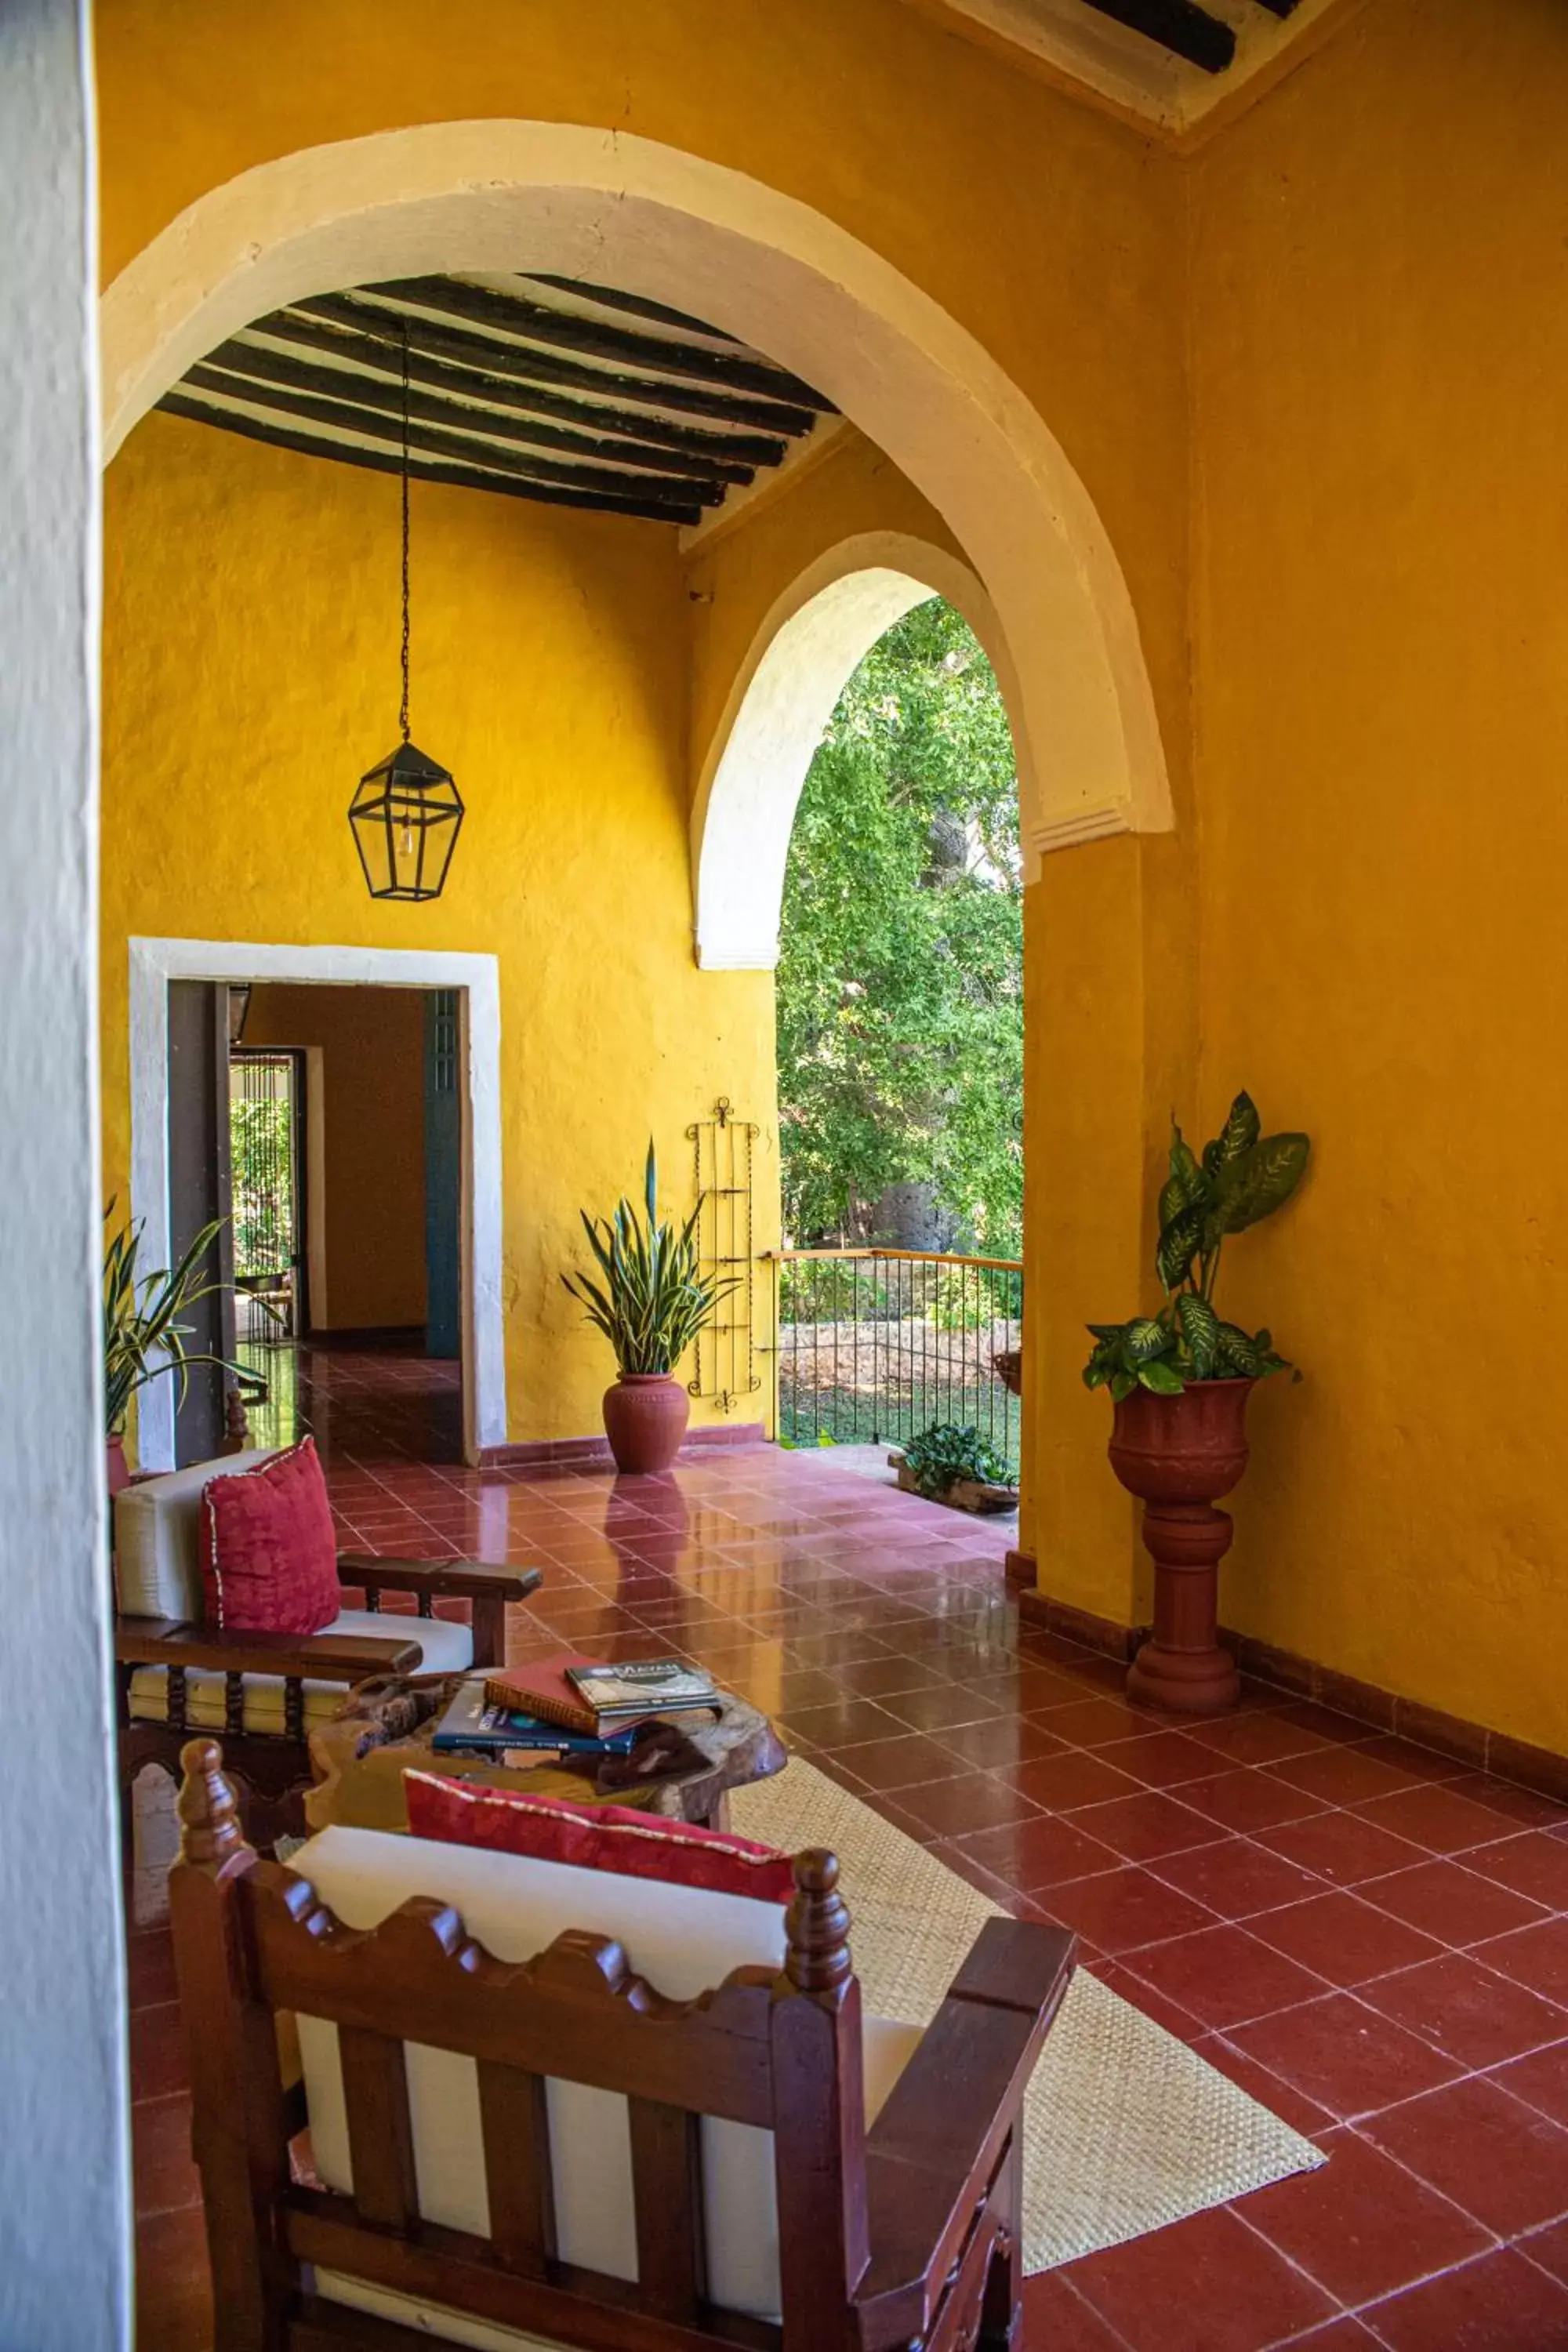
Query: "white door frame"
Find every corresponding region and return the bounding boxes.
[128,936,506,1468]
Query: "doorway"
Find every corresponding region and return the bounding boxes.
[129,938,507,1470]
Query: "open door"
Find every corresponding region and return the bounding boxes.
[166,979,237,1464]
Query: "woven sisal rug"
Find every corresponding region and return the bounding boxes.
[732,1759,1325,2273]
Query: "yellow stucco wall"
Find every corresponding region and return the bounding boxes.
[101,412,779,1445]
[1185,0,1568,1748]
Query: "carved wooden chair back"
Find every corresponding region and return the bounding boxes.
[169,1738,1070,2352]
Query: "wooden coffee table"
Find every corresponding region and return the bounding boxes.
[305,1671,788,1836]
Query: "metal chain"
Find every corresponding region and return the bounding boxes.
[399,320,412,743]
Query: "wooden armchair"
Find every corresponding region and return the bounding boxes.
[171,1738,1074,2352]
[115,1452,541,1846]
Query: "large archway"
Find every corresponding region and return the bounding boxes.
[100,119,1172,860]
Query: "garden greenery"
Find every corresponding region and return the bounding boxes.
[902,1421,1014,1500]
[1083,1092,1310,1402]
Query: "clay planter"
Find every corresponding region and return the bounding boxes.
[601,1373,690,1475]
[889,1453,1019,1515]
[1108,1377,1254,1715]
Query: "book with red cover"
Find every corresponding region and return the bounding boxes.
[481,1655,602,1736]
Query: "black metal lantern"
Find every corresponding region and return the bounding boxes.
[349,324,463,902]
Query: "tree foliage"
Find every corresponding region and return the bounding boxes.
[775,598,1023,1254]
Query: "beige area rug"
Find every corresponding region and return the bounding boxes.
[732,1760,1325,2274]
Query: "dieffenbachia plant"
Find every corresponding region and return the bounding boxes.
[1083,1092,1309,1402]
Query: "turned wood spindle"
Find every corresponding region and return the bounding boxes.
[176,1737,249,1869]
[785,1848,852,1992]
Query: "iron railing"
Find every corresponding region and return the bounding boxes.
[771,1248,1022,1472]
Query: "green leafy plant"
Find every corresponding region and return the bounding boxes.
[103,1203,240,1439]
[1083,1092,1309,1403]
[902,1421,1014,1500]
[561,1143,738,1377]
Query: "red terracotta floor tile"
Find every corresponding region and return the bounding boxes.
[1001,1749,1148,1813]
[1029,1696,1171,1746]
[1466,1833,1568,1911]
[777,1694,907,1748]
[132,2092,202,2220]
[1360,2074,1568,2237]
[1269,1745,1430,1808]
[934,1713,1071,1770]
[1034,1865,1218,1958]
[954,1813,1124,1893]
[886,1770,1044,1840]
[1151,1835,1328,1919]
[1239,2122,1490,2305]
[129,1999,191,2103]
[1124,1922,1333,2031]
[1358,2245,1568,2349]
[1018,2269,1133,2348]
[1516,2212,1568,2288]
[1357,1858,1552,1950]
[1189,2031,1339,2138]
[1065,1790,1222,1864]
[1473,1918,1568,2007]
[816,1730,968,1791]
[1353,1783,1530,1858]
[134,2204,212,2352]
[1443,1773,1568,1831]
[831,1652,947,1699]
[1356,1952,1568,2071]
[1486,2041,1568,2131]
[1270,1702,1381,1745]
[1094,1729,1223,1788]
[1260,1811,1430,1889]
[1185,1711,1337,1766]
[1278,2322,1384,2349]
[1178,1768,1332,1836]
[1247,1892,1447,1988]
[1228,1991,1466,2119]
[1060,2203,1336,2350]
[126,1926,178,2011]
[877,1679,1007,1734]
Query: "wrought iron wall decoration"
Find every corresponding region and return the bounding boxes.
[687,1098,762,1414]
[348,321,464,901]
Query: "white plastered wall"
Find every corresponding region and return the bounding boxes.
[693,532,1031,968]
[129,941,507,1468]
[100,119,1172,859]
[0,2,130,2344]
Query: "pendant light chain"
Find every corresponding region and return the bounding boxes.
[399,320,412,744]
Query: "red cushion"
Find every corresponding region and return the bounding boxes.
[199,1437,339,1635]
[405,1770,797,1904]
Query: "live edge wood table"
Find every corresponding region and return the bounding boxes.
[305,1671,789,1836]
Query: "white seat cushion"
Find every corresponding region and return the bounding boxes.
[114,1450,280,1620]
[292,1824,920,2336]
[126,1608,472,1732]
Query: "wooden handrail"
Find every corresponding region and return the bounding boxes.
[768,1246,1023,1274]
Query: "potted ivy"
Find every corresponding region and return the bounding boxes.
[561,1143,737,1475]
[891,1422,1018,1514]
[1083,1092,1309,1715]
[103,1205,238,1494]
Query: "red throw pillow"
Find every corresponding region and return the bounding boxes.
[200,1437,339,1635]
[405,1770,797,1904]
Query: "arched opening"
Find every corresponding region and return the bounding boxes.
[100,120,1173,861]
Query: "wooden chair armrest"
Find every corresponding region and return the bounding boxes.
[336,1555,544,1603]
[854,1918,1076,2348]
[114,1617,424,1681]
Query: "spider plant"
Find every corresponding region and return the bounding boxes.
[561,1143,738,1377]
[103,1203,241,1439]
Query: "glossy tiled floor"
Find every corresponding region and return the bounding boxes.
[131,1348,1568,2348]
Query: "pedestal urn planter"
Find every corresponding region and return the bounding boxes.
[601,1372,690,1475]
[1108,1377,1254,1715]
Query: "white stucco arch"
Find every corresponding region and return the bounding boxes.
[100,120,1173,869]
[694,532,1030,968]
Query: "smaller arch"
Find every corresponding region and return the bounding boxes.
[693,532,1034,971]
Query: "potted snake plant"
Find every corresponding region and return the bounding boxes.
[562,1144,738,1474]
[1083,1093,1309,1715]
[103,1203,239,1492]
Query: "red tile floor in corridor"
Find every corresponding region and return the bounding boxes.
[132,1348,1568,2347]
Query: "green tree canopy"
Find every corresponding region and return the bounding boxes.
[776,597,1023,1256]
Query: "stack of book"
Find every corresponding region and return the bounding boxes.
[432,1653,720,1762]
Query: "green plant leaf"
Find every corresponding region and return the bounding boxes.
[1210,1132,1310,1240]
[1138,1358,1185,1394]
[1109,1370,1137,1403]
[1212,1321,1265,1377]
[1174,1292,1220,1379]
[1211,1091,1262,1169]
[1123,1316,1172,1364]
[1156,1200,1207,1291]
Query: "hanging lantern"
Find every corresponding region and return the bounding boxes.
[349,322,463,902]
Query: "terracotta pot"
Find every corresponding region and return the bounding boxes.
[601,1373,690,1475]
[107,1433,131,1500]
[1107,1378,1254,1715]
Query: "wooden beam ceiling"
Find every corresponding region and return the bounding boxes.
[157,273,833,524]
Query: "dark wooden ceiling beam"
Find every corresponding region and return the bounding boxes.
[201,339,753,487]
[518,274,744,345]
[293,293,820,437]
[254,310,789,468]
[1249,0,1303,16]
[158,393,703,524]
[1080,0,1236,71]
[368,276,834,412]
[169,375,724,510]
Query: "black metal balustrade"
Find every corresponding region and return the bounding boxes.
[771,1248,1022,1472]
